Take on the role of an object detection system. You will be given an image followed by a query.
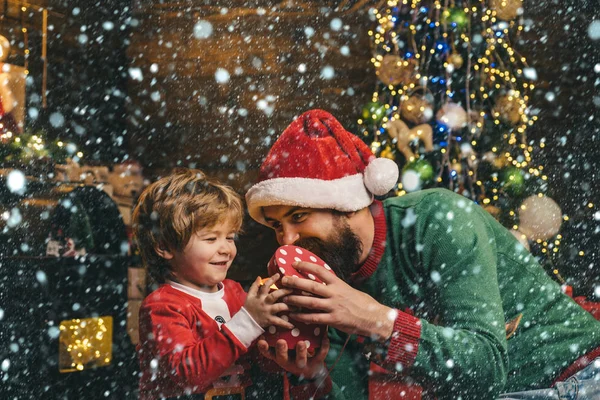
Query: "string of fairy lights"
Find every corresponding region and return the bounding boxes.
[58,317,113,373]
[357,0,591,280]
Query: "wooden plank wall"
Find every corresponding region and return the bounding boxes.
[127,1,376,192]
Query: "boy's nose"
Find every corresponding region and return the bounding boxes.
[218,241,234,254]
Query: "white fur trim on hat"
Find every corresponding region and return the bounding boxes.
[246,174,373,225]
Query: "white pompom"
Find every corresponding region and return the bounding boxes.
[364,157,399,196]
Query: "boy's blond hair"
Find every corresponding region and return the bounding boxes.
[132,168,243,284]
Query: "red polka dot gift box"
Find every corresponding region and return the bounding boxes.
[263,245,335,352]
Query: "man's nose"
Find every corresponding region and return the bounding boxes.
[280,227,299,245]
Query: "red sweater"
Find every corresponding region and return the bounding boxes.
[137,280,263,400]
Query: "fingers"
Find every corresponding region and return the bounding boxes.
[295,340,308,369]
[281,275,329,297]
[269,302,290,314]
[316,332,330,362]
[289,311,331,326]
[268,316,295,330]
[283,294,331,312]
[257,339,274,360]
[293,261,337,284]
[259,273,280,296]
[268,288,293,303]
[275,339,290,365]
[247,276,262,297]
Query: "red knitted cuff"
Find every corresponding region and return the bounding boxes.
[386,310,422,368]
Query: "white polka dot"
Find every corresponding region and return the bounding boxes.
[282,315,289,322]
[309,256,317,262]
[279,267,286,274]
[294,257,301,262]
[268,326,276,334]
[314,327,321,336]
[295,248,303,254]
[278,257,287,265]
[280,249,288,256]
[324,264,331,270]
[308,274,316,280]
[305,340,311,348]
[291,328,300,337]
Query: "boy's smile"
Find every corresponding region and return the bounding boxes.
[209,260,229,267]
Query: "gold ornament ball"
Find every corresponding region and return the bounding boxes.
[400,95,433,124]
[483,204,502,219]
[451,162,462,174]
[494,94,523,126]
[518,195,562,241]
[377,55,418,87]
[448,53,464,69]
[380,146,395,160]
[490,0,522,21]
[467,109,485,136]
[492,153,510,169]
[0,35,10,62]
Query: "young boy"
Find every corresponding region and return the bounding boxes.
[132,168,293,400]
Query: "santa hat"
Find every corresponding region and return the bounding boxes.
[246,109,399,225]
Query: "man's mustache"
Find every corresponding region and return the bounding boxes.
[295,237,329,259]
[294,236,359,282]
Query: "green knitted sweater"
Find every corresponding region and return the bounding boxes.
[324,189,600,400]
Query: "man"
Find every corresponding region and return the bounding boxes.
[245,109,600,399]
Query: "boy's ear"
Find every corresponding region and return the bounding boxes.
[154,244,174,260]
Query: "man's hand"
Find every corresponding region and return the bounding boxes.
[282,261,396,340]
[256,336,329,380]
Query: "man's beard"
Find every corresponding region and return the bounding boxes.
[295,217,363,282]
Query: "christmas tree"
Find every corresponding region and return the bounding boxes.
[359,0,566,262]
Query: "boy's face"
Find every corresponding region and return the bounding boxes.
[163,221,238,293]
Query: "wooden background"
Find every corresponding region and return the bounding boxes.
[126,1,375,186]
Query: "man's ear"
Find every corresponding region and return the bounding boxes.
[154,244,174,260]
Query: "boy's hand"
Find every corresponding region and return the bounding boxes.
[256,335,329,380]
[244,274,294,329]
